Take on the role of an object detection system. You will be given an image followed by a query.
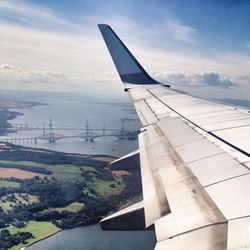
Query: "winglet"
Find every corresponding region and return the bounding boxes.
[98,24,164,86]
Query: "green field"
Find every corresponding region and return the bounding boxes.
[0,180,20,188]
[47,164,83,182]
[0,159,126,207]
[7,221,61,250]
[0,193,39,211]
[0,160,126,198]
[0,161,126,193]
[0,160,52,169]
[0,160,93,182]
[94,178,124,198]
[53,202,84,212]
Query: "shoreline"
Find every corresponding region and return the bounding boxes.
[0,99,46,136]
[21,224,102,250]
[21,229,62,250]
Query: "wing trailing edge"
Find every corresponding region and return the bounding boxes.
[100,200,154,231]
[108,149,140,170]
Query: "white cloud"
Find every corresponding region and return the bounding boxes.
[0,0,67,27]
[1,64,15,69]
[0,66,68,84]
[0,63,125,97]
[87,71,119,83]
[166,21,196,44]
[151,71,236,88]
[149,70,250,99]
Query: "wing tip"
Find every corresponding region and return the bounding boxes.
[98,24,111,30]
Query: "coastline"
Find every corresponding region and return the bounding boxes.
[22,224,156,250]
[0,99,46,136]
[20,228,62,250]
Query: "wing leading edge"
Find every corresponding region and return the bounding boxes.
[98,24,250,249]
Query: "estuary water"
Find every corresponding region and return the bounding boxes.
[2,95,141,157]
[1,93,156,249]
[27,225,156,250]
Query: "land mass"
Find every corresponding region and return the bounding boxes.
[0,144,142,250]
[0,99,46,136]
[0,100,46,110]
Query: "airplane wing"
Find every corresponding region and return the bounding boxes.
[98,24,250,249]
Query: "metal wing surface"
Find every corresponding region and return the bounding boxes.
[98,24,250,250]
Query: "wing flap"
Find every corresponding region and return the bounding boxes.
[108,149,140,170]
[100,201,148,230]
[139,126,170,227]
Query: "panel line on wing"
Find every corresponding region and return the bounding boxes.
[209,132,250,157]
[204,172,250,188]
[143,98,160,122]
[147,88,250,158]
[211,124,250,132]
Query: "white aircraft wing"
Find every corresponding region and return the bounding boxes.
[98,24,250,250]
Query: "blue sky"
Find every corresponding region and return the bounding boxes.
[0,0,249,99]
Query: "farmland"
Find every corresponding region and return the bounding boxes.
[94,179,124,198]
[0,145,142,249]
[7,221,61,250]
[0,168,45,179]
[53,202,84,212]
[0,193,39,211]
[0,181,20,188]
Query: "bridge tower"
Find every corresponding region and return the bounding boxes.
[42,122,46,137]
[119,119,127,139]
[85,119,90,141]
[48,117,56,143]
[82,119,95,142]
[103,123,106,136]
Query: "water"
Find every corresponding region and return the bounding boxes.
[2,96,141,157]
[27,224,156,250]
[1,93,156,249]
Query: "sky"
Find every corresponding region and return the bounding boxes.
[0,0,249,100]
